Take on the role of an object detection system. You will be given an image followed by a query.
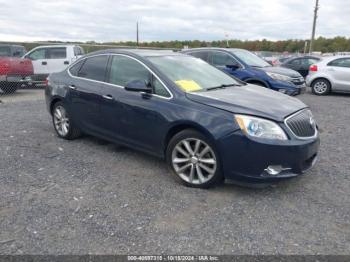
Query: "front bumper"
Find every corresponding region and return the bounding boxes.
[217,130,320,183]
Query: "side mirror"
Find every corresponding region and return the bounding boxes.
[125,80,152,93]
[226,64,240,70]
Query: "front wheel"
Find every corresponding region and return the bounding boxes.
[311,79,331,95]
[166,129,223,188]
[52,102,81,140]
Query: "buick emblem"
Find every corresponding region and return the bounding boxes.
[309,116,315,127]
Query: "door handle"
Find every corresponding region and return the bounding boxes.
[68,85,77,90]
[102,94,114,100]
[64,61,69,65]
[42,61,47,65]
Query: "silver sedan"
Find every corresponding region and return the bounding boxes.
[306,55,350,95]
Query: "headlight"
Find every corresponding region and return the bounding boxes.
[235,115,288,140]
[266,72,292,82]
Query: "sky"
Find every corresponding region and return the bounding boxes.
[0,0,349,42]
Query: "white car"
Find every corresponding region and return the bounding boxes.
[23,45,84,84]
[306,55,350,95]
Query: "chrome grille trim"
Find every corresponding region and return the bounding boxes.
[284,109,318,140]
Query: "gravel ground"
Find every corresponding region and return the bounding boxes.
[0,90,349,255]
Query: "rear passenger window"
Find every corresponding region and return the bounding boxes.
[48,48,67,59]
[74,46,84,56]
[289,59,301,65]
[78,55,109,81]
[328,58,350,68]
[69,60,84,76]
[108,55,151,87]
[189,51,209,62]
[211,52,237,66]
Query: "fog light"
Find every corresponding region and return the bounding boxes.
[265,165,284,175]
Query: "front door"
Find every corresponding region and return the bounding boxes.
[99,55,171,154]
[25,47,49,76]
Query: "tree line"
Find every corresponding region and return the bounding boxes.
[3,36,350,54]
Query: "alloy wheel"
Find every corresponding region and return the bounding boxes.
[313,81,328,94]
[171,138,217,185]
[53,106,70,137]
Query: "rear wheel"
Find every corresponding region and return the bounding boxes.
[166,129,223,188]
[311,79,331,95]
[52,102,81,140]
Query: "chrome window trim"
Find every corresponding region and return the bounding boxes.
[67,53,173,100]
[284,109,318,140]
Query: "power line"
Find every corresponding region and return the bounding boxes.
[309,0,319,53]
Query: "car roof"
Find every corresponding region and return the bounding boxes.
[0,44,25,48]
[32,44,80,48]
[182,47,245,53]
[87,48,183,58]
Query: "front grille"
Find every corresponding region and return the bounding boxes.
[285,109,317,138]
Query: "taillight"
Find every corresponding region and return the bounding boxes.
[310,64,318,72]
[44,78,49,87]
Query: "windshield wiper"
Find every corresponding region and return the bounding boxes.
[206,84,240,91]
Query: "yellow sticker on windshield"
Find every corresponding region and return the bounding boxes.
[175,80,202,92]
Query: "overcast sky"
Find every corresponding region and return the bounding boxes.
[0,0,349,42]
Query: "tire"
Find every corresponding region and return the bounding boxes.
[166,129,223,188]
[311,79,331,95]
[0,83,17,94]
[52,101,81,140]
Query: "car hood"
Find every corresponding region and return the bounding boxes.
[186,84,307,122]
[260,66,302,77]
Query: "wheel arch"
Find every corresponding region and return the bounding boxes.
[50,96,63,115]
[311,77,332,89]
[164,121,216,154]
[244,78,269,88]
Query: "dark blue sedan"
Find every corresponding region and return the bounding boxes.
[45,49,319,188]
[182,48,306,96]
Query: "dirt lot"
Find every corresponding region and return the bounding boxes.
[0,89,349,255]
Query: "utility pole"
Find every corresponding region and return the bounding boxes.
[136,21,139,46]
[309,0,319,54]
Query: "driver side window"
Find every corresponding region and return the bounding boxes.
[109,55,151,87]
[27,48,47,60]
[108,55,170,98]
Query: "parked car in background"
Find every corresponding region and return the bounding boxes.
[182,48,305,95]
[306,56,350,95]
[0,44,27,58]
[23,45,84,85]
[46,49,319,188]
[281,56,321,78]
[0,44,33,94]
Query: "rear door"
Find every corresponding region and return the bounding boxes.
[46,47,69,73]
[66,55,109,133]
[327,58,350,91]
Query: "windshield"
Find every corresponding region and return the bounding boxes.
[231,49,270,68]
[0,46,11,57]
[148,55,241,92]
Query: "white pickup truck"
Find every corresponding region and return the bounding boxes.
[23,45,84,84]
